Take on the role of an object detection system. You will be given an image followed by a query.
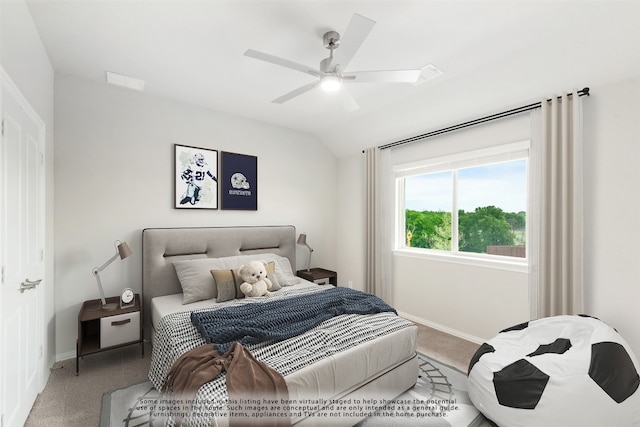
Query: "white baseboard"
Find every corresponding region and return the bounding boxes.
[56,350,76,362]
[398,311,485,345]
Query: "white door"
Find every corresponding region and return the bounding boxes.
[0,70,45,427]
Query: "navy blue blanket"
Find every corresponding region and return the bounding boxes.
[191,287,396,353]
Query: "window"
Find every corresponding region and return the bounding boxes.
[396,141,529,261]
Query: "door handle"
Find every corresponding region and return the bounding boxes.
[20,278,42,293]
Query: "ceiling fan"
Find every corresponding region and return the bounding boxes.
[244,13,422,112]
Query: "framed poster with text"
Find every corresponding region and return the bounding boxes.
[221,151,257,210]
[174,144,218,209]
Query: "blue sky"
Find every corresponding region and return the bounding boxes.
[404,159,527,213]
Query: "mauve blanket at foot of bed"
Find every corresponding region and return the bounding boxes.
[161,341,290,427]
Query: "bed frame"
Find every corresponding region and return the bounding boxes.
[141,225,296,339]
[142,225,418,426]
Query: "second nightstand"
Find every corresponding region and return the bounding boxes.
[297,268,337,286]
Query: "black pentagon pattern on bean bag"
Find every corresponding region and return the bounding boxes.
[468,342,495,375]
[493,359,549,409]
[527,338,572,357]
[589,341,640,403]
[500,321,529,333]
[578,313,600,321]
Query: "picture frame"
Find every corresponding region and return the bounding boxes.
[221,151,257,210]
[174,144,218,209]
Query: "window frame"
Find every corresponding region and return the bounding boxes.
[394,140,530,272]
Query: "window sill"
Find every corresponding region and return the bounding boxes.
[393,248,530,273]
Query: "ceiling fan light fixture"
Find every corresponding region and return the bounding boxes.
[320,75,342,92]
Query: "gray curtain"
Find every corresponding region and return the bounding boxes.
[537,92,584,316]
[364,147,393,303]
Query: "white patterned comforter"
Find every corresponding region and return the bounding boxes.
[149,284,414,426]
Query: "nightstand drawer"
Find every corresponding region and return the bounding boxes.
[100,311,140,348]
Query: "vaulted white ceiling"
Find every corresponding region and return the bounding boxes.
[26,0,640,157]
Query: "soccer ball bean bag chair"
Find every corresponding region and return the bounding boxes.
[467,315,640,426]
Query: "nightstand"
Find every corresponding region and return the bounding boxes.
[297,268,338,286]
[76,294,143,375]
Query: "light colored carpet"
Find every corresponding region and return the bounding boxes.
[25,342,151,427]
[26,323,491,426]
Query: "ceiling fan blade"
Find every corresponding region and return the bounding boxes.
[337,88,360,113]
[272,81,320,104]
[344,69,421,83]
[244,49,323,78]
[332,14,375,71]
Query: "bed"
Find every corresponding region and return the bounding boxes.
[143,225,418,426]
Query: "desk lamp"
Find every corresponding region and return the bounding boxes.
[297,233,314,272]
[92,240,132,310]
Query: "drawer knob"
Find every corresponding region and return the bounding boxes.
[111,319,131,326]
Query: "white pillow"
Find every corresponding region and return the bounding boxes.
[173,253,299,304]
[267,255,300,286]
[262,254,300,285]
[173,258,225,304]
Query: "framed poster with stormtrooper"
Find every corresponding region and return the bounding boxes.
[174,144,219,209]
[221,151,257,210]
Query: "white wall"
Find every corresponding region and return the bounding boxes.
[336,78,640,356]
[54,74,338,359]
[394,256,527,341]
[336,154,365,290]
[0,0,56,387]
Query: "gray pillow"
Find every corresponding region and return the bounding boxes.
[173,258,224,304]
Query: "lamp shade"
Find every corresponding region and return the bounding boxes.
[117,241,132,259]
[297,233,313,271]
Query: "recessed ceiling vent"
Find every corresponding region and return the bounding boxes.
[105,71,145,92]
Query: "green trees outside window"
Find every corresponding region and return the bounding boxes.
[405,206,526,257]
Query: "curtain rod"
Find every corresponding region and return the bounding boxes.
[377,87,590,150]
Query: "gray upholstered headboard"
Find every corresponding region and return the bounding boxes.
[141,225,296,338]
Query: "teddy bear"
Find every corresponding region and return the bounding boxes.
[238,260,273,297]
